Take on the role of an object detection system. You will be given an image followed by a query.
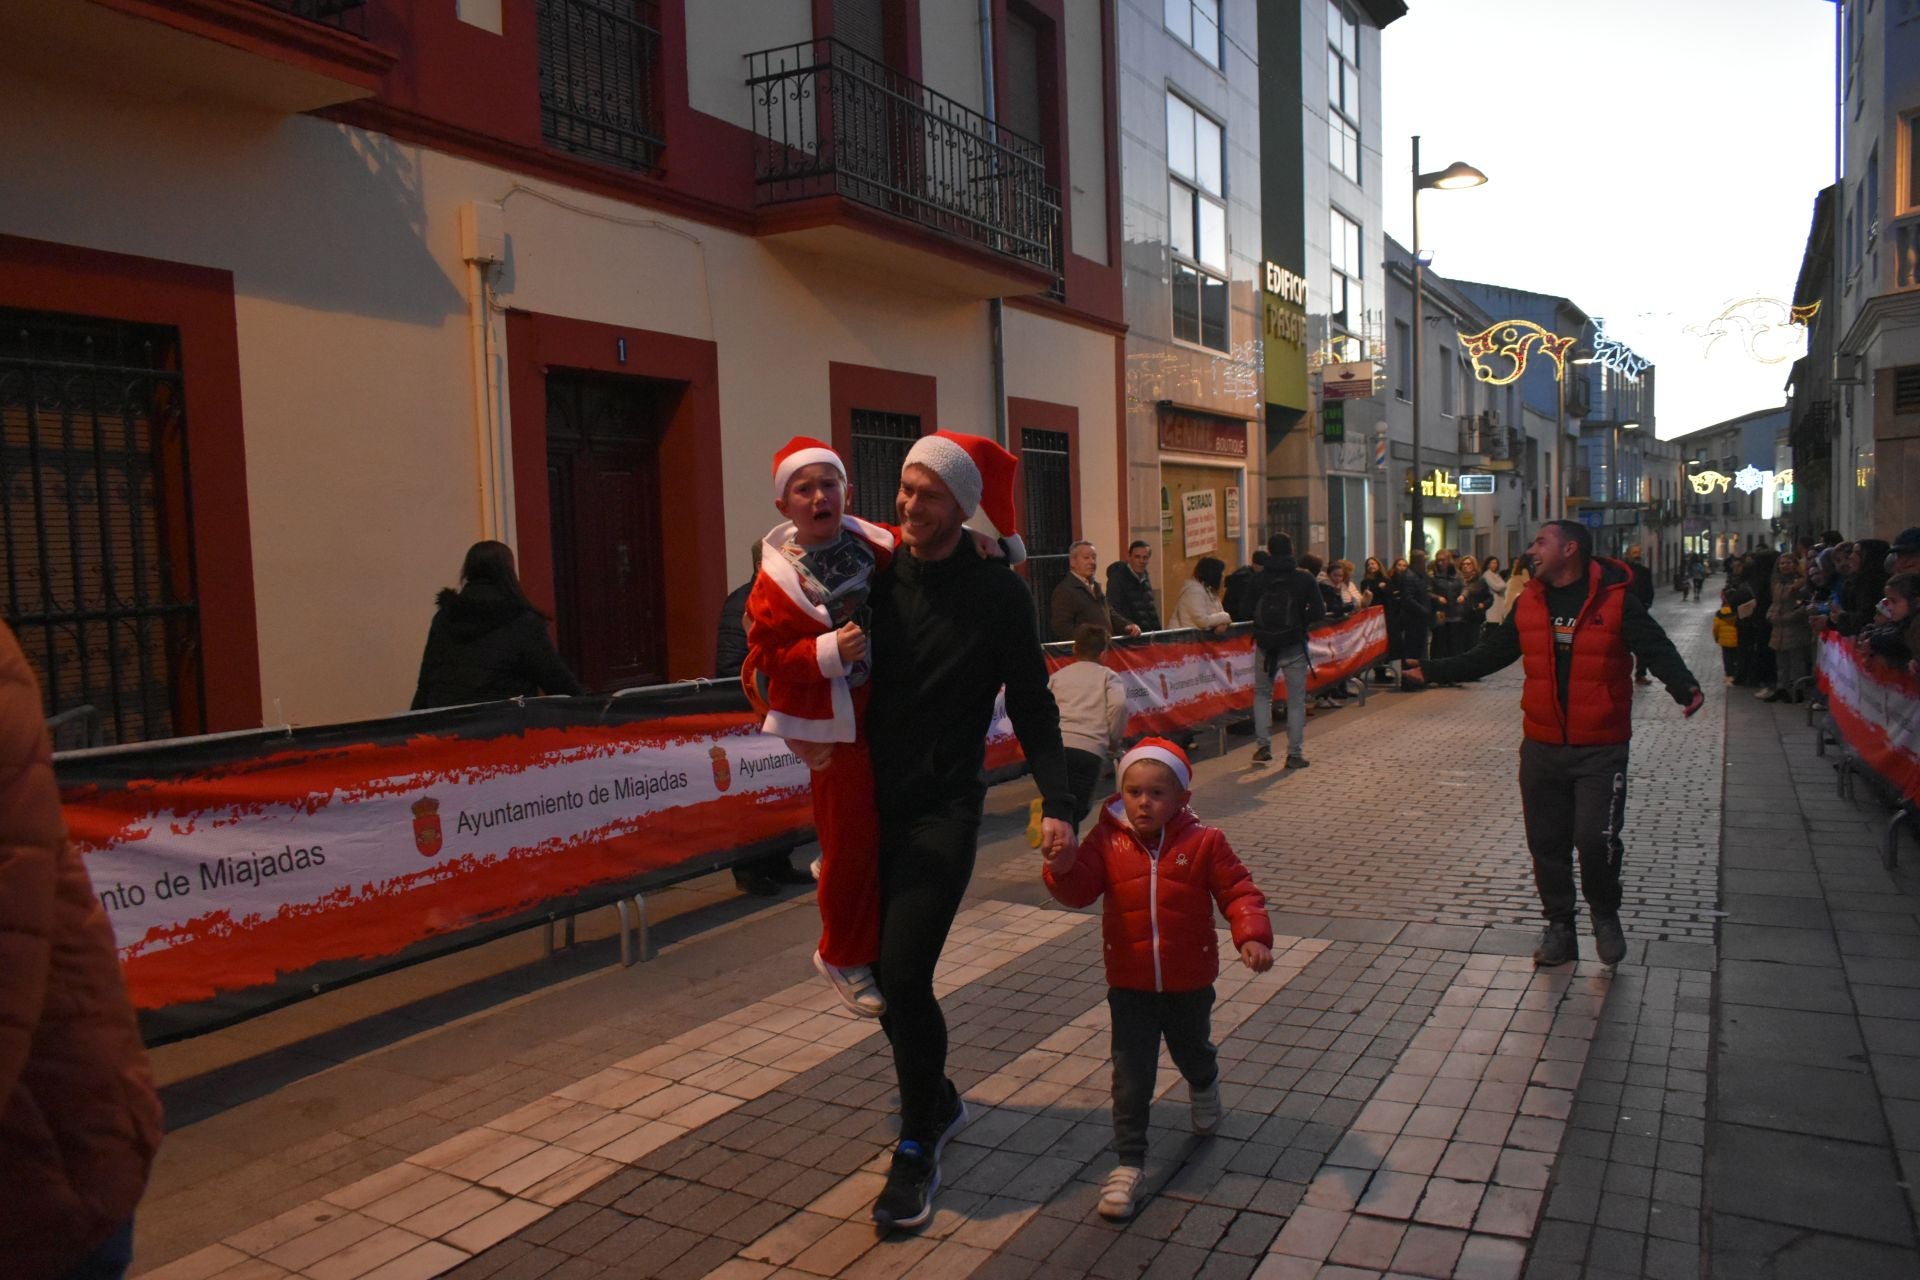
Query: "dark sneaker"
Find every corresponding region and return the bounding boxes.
[934,1082,968,1159]
[1533,921,1577,968]
[1284,755,1310,770]
[871,1140,937,1230]
[1251,745,1273,765]
[1592,914,1628,966]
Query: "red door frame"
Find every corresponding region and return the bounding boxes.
[0,234,262,732]
[505,312,725,683]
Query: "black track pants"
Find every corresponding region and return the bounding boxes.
[1518,739,1630,924]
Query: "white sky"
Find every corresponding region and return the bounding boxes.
[1380,0,1838,439]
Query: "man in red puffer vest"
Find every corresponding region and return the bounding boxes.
[1406,521,1704,968]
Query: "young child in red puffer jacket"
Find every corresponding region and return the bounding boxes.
[1042,737,1273,1223]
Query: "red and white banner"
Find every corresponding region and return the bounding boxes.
[61,611,1387,1038]
[1817,633,1920,806]
[985,608,1388,769]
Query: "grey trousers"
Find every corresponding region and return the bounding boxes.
[1109,986,1217,1167]
[1254,648,1308,756]
[1518,739,1630,924]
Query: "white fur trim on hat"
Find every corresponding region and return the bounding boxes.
[1119,742,1191,790]
[774,446,846,500]
[903,434,982,516]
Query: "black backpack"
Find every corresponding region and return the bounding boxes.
[1253,573,1306,653]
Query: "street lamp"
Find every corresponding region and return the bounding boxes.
[1409,136,1487,558]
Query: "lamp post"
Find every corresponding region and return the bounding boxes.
[1408,137,1487,557]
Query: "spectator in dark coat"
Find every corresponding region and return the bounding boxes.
[1835,539,1892,637]
[1051,540,1139,642]
[1223,550,1269,622]
[1105,541,1162,633]
[1428,553,1465,660]
[1737,550,1779,690]
[1392,552,1433,688]
[412,541,586,709]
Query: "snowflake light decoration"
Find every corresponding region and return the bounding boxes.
[1586,319,1652,380]
[1733,466,1767,494]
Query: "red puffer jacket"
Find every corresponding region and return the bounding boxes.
[1511,557,1633,746]
[1044,801,1272,992]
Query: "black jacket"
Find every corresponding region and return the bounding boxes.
[715,578,752,678]
[1462,576,1494,623]
[411,585,586,709]
[1392,568,1434,622]
[1049,573,1132,643]
[1105,562,1161,632]
[867,538,1073,822]
[1223,565,1261,621]
[1429,566,1465,624]
[1360,572,1391,610]
[1246,556,1328,656]
[1627,560,1655,606]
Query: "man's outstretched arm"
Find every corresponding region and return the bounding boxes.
[1418,616,1522,684]
[1620,595,1703,710]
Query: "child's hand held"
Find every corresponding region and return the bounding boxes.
[835,621,868,662]
[1240,941,1272,973]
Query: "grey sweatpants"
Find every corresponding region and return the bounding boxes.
[1518,740,1630,924]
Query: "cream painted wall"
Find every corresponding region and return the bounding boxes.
[684,0,812,129]
[0,72,1117,728]
[1064,0,1109,267]
[1004,306,1121,552]
[919,0,986,115]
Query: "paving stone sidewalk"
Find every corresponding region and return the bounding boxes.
[129,594,1920,1279]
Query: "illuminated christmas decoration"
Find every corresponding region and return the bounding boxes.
[1774,469,1794,488]
[1581,319,1652,379]
[1687,297,1822,365]
[1688,471,1733,495]
[1459,320,1576,386]
[1734,466,1767,494]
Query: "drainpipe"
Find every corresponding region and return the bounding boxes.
[980,0,1008,447]
[461,202,512,545]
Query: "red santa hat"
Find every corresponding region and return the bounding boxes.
[1118,737,1192,790]
[772,436,846,500]
[902,430,1025,560]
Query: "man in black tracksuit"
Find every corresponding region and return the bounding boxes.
[863,443,1077,1230]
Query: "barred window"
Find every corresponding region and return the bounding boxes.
[537,0,665,172]
[1020,428,1073,627]
[1,308,202,745]
[848,409,921,524]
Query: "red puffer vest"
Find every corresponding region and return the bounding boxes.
[1511,557,1635,745]
[1044,802,1272,992]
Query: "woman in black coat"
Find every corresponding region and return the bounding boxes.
[1738,550,1779,689]
[412,541,587,709]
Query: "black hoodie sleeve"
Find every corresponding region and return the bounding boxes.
[514,614,588,698]
[1619,594,1700,701]
[991,573,1075,822]
[1422,615,1522,684]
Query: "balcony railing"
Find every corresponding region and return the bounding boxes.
[258,0,369,36]
[746,38,1062,283]
[538,0,665,173]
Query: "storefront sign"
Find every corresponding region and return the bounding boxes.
[1224,485,1241,529]
[1262,260,1309,411]
[1322,401,1346,441]
[1160,486,1173,538]
[1160,409,1248,459]
[1182,489,1218,557]
[1406,468,1459,500]
[1458,473,1497,495]
[1320,361,1377,401]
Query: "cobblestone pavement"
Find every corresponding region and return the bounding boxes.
[132,595,1919,1279]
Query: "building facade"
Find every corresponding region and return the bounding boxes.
[1827,0,1920,538]
[1674,408,1793,564]
[0,0,1125,738]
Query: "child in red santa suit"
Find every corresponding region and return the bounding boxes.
[744,435,1024,1017]
[1042,738,1273,1222]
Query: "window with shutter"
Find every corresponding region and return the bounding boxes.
[1,308,203,744]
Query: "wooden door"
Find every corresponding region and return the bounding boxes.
[545,372,672,692]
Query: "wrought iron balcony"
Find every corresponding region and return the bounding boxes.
[746,39,1062,285]
[257,0,368,36]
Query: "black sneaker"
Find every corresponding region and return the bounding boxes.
[871,1140,937,1230]
[1533,921,1577,968]
[1592,914,1628,966]
[1284,755,1310,770]
[1251,745,1273,765]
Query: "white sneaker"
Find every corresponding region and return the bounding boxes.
[1098,1165,1145,1221]
[813,952,885,1017]
[1190,1077,1222,1134]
